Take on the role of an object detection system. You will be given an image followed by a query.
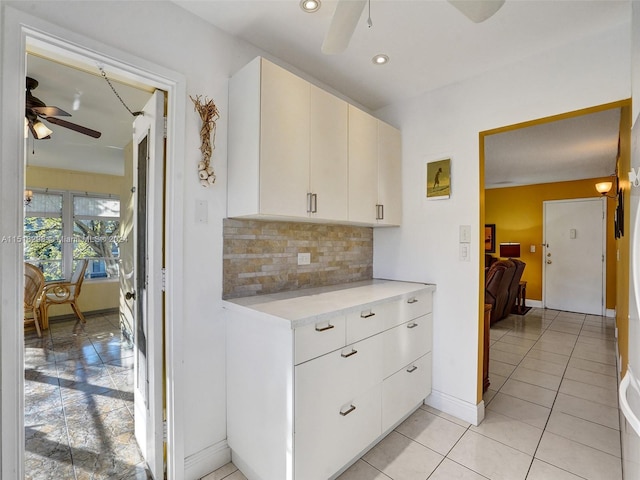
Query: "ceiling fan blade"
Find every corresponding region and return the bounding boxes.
[32,106,71,117]
[321,0,367,55]
[43,116,102,139]
[448,0,505,23]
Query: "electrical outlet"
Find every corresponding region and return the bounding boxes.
[297,252,311,265]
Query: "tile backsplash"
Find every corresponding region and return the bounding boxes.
[223,219,373,299]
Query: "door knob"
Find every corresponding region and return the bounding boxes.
[125,291,136,300]
[546,260,552,264]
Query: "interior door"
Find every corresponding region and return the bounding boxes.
[127,90,165,479]
[543,197,606,315]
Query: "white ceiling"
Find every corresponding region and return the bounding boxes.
[25,0,628,185]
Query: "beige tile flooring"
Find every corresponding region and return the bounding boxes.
[205,307,622,480]
[24,312,151,480]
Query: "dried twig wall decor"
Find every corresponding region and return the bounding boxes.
[190,95,220,187]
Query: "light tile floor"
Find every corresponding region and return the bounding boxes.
[24,312,151,480]
[205,307,622,480]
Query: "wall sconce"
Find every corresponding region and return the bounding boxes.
[24,190,33,206]
[595,173,618,198]
[630,167,640,188]
[499,242,520,258]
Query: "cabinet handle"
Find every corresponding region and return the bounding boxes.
[407,322,418,329]
[315,323,335,332]
[306,193,313,213]
[407,297,419,304]
[341,349,358,358]
[311,193,318,213]
[340,404,356,416]
[360,311,375,318]
[406,365,418,373]
[376,204,384,220]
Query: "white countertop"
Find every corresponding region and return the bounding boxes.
[223,279,436,328]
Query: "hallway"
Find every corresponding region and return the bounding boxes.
[207,307,621,480]
[24,312,150,480]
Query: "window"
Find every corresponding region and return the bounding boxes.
[24,190,121,281]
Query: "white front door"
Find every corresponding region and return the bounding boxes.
[131,90,165,479]
[543,197,606,315]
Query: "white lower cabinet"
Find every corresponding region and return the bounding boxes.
[224,281,435,480]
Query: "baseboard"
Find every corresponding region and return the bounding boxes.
[184,440,231,480]
[525,299,542,308]
[606,308,616,318]
[424,389,484,426]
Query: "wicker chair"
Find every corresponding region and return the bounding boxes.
[24,263,46,337]
[40,259,88,329]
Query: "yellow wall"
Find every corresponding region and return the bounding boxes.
[485,177,617,309]
[26,165,124,316]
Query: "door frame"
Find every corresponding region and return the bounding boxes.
[542,197,607,315]
[1,7,186,479]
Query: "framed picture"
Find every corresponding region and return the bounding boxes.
[426,158,451,199]
[484,224,496,253]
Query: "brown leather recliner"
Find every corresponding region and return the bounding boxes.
[503,258,526,319]
[485,259,516,324]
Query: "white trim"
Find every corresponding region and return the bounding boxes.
[525,299,543,308]
[184,440,231,480]
[1,7,186,479]
[424,389,485,426]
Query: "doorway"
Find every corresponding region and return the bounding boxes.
[543,198,606,315]
[23,53,165,478]
[1,13,186,479]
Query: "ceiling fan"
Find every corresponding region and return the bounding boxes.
[321,0,506,55]
[25,76,101,140]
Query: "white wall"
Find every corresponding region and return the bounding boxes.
[374,24,631,420]
[3,1,262,477]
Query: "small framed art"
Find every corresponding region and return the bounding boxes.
[426,158,451,199]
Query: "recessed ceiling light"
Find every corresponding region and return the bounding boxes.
[372,54,389,65]
[300,0,320,13]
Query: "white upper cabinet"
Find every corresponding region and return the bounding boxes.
[348,106,379,224]
[377,120,402,226]
[349,105,402,226]
[260,59,310,218]
[228,57,400,226]
[309,85,348,222]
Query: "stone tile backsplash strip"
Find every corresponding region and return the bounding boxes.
[223,219,373,298]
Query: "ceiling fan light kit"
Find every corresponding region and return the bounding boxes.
[447,0,506,23]
[25,76,101,139]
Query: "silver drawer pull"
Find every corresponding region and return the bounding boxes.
[407,322,418,329]
[360,311,375,318]
[341,349,358,358]
[315,323,335,332]
[407,297,419,304]
[407,365,418,373]
[340,404,356,416]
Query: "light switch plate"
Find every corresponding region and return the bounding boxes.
[459,225,471,243]
[195,199,208,224]
[459,244,470,261]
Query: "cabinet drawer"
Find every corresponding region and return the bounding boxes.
[295,333,383,411]
[382,353,432,432]
[295,316,346,365]
[394,291,433,326]
[345,303,390,344]
[383,313,432,378]
[295,384,381,480]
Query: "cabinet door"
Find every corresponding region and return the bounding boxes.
[382,353,431,432]
[348,106,378,224]
[377,121,402,226]
[259,59,310,218]
[310,85,348,221]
